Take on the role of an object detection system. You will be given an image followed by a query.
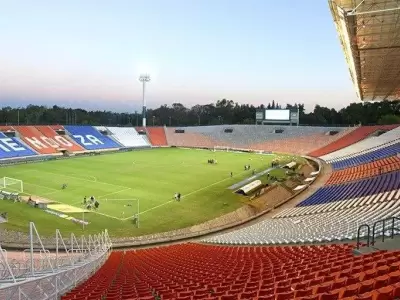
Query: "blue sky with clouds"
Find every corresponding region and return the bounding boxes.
[0,0,358,113]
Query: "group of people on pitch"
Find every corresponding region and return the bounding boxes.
[83,196,100,210]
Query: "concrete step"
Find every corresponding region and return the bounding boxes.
[354,235,400,255]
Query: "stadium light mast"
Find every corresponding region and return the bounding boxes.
[139,74,151,127]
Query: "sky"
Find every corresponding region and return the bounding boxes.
[0,0,359,113]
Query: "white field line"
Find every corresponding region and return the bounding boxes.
[89,210,123,220]
[18,190,123,220]
[19,169,130,189]
[41,190,65,196]
[21,181,125,221]
[104,199,138,202]
[98,188,132,199]
[24,182,58,191]
[133,170,249,217]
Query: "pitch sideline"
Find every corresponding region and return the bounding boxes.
[124,169,250,219]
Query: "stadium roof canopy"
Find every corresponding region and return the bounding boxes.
[329,0,400,101]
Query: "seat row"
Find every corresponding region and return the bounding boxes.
[62,243,400,300]
[330,142,400,170]
[326,155,400,185]
[297,171,399,207]
[320,127,400,163]
[203,200,400,245]
[274,190,400,218]
[309,125,398,157]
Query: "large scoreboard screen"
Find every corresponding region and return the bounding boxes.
[256,109,299,125]
[264,109,290,121]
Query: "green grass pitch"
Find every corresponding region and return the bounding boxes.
[0,148,297,237]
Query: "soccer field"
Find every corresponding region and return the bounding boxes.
[0,148,297,237]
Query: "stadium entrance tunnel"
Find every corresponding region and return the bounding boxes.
[235,179,263,196]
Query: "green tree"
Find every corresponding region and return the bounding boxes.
[378,114,400,125]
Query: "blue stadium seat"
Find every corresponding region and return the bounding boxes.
[296,171,400,207]
[0,133,37,158]
[331,142,400,170]
[64,126,121,150]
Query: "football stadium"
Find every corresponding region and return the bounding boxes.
[1,0,400,300]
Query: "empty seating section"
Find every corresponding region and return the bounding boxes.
[331,142,400,170]
[15,126,58,154]
[63,243,400,300]
[163,125,352,154]
[297,171,400,207]
[327,156,400,185]
[64,126,121,150]
[250,130,352,155]
[205,199,400,244]
[106,127,150,148]
[146,127,168,146]
[309,125,398,157]
[320,126,400,162]
[36,125,84,152]
[274,189,400,219]
[165,128,216,148]
[0,132,37,159]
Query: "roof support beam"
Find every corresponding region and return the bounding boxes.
[348,7,400,16]
[361,45,400,51]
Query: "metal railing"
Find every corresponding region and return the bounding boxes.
[0,222,112,300]
[356,216,400,249]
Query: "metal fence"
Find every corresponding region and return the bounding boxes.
[0,222,112,300]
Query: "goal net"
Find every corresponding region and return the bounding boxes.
[0,177,24,193]
[213,146,230,152]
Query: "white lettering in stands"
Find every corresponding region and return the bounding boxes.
[87,135,104,145]
[73,134,104,146]
[54,136,73,147]
[41,136,59,148]
[25,137,48,149]
[26,136,74,149]
[0,138,26,152]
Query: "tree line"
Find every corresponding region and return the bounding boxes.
[0,99,399,127]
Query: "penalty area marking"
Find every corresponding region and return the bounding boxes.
[97,188,132,199]
[135,169,249,217]
[19,180,126,221]
[18,190,124,221]
[19,169,130,189]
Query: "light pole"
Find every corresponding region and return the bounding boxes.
[139,74,151,127]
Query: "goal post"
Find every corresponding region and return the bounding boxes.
[213,146,229,152]
[0,177,24,193]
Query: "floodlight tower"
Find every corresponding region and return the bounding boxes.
[139,74,151,127]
